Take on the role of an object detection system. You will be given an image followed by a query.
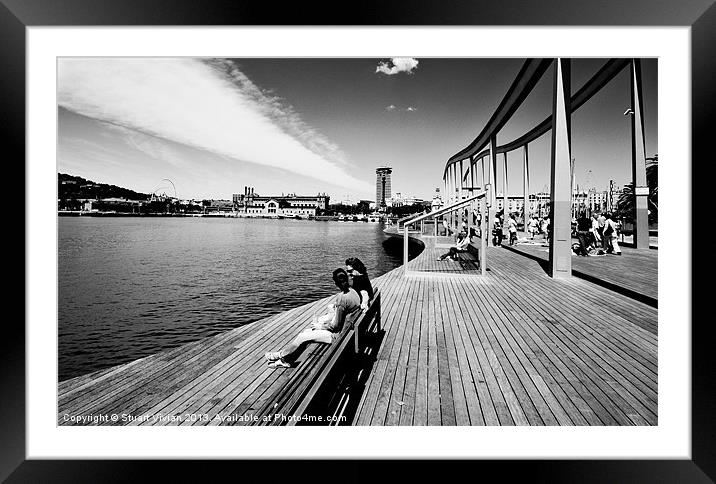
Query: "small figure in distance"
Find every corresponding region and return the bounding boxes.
[527,215,538,240]
[437,231,471,261]
[603,213,622,255]
[575,211,592,256]
[507,214,518,246]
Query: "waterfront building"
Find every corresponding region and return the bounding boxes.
[204,199,234,213]
[375,166,392,209]
[232,186,329,218]
[388,192,425,208]
[79,198,144,213]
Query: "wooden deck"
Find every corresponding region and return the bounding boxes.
[58,241,657,426]
[406,235,481,276]
[354,246,657,426]
[503,239,658,306]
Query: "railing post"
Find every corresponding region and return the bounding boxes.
[403,224,409,275]
[481,198,487,275]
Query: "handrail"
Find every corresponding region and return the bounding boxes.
[396,211,426,229]
[459,58,632,178]
[402,191,488,277]
[403,191,485,226]
[444,59,553,174]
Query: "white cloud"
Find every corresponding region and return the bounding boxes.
[385,104,396,111]
[406,106,418,112]
[57,58,372,194]
[375,57,419,75]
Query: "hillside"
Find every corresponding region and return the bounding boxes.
[58,173,150,201]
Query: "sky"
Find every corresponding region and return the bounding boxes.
[58,57,657,202]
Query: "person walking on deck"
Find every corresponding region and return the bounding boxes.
[265,268,361,368]
[492,213,503,246]
[507,214,518,245]
[540,216,549,240]
[437,231,470,261]
[527,216,538,239]
[590,213,602,249]
[597,212,607,249]
[603,213,622,255]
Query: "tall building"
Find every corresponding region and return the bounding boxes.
[375,166,392,209]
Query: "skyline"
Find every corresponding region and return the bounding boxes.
[58,57,657,201]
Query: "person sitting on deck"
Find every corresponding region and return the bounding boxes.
[437,231,471,261]
[345,257,374,310]
[265,268,362,368]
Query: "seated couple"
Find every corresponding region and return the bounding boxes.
[264,257,374,369]
[437,231,471,261]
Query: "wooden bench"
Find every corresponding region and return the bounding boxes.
[250,290,382,426]
[455,241,481,270]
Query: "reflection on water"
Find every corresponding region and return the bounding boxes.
[58,217,405,381]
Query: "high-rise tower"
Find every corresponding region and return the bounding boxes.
[375,166,392,209]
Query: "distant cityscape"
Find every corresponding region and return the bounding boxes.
[56,168,433,219]
[58,166,629,221]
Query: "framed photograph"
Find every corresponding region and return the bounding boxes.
[8,0,714,480]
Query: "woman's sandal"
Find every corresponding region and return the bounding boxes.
[268,359,291,368]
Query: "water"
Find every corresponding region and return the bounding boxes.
[58,217,406,381]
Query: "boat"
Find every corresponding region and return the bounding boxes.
[338,214,346,221]
[368,214,381,223]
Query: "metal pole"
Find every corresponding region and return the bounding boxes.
[549,58,573,278]
[488,136,498,246]
[503,152,509,239]
[523,144,530,234]
[630,58,649,248]
[481,197,487,275]
[453,163,459,231]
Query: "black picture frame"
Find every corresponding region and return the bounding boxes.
[5,0,714,481]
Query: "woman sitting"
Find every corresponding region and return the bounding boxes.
[345,257,374,310]
[264,268,362,368]
[437,231,471,261]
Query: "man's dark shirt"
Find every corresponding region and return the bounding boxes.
[576,216,591,231]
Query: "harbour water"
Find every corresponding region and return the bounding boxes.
[58,217,411,381]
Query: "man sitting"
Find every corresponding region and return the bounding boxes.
[437,232,471,261]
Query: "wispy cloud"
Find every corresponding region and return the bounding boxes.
[385,104,396,111]
[58,58,372,194]
[375,57,419,75]
[406,106,418,112]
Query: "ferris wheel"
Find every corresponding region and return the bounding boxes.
[150,179,177,201]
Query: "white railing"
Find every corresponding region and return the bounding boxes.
[402,191,487,276]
